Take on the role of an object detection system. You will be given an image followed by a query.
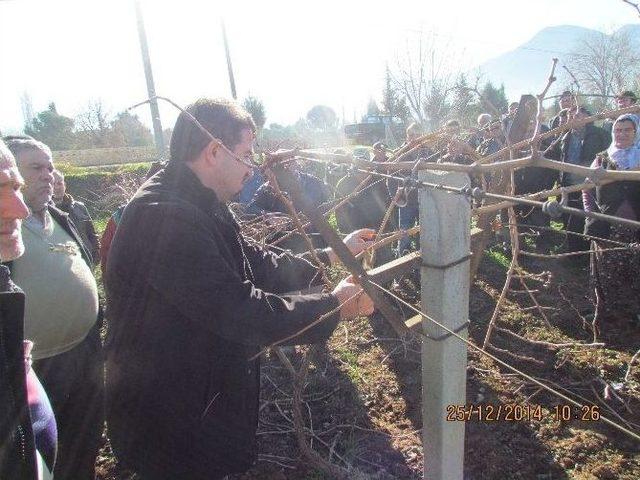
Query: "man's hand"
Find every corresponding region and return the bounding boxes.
[326,228,376,265]
[333,275,374,321]
[344,228,376,255]
[447,139,474,157]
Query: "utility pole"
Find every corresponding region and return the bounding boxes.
[221,20,237,100]
[134,0,165,157]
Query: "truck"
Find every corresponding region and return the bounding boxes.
[343,114,405,147]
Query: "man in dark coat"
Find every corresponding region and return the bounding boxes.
[544,106,611,251]
[52,170,100,262]
[549,91,577,130]
[334,143,395,266]
[105,98,374,480]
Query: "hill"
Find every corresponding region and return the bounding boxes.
[475,24,640,100]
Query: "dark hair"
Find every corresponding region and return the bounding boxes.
[445,119,460,128]
[169,98,256,164]
[617,90,638,103]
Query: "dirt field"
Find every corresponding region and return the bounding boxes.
[95,235,640,479]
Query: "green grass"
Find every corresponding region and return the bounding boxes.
[336,346,363,384]
[522,234,536,250]
[57,161,151,177]
[327,211,338,231]
[485,247,511,269]
[93,215,110,236]
[550,220,564,231]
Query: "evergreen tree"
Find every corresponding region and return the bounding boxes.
[306,105,337,131]
[24,102,75,150]
[111,112,153,147]
[381,67,411,123]
[480,81,509,115]
[451,74,477,125]
[242,96,267,130]
[366,98,381,117]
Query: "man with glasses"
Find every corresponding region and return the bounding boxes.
[105,98,375,480]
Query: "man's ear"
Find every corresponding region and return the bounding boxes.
[203,140,221,167]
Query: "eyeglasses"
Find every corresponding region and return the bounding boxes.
[215,141,262,169]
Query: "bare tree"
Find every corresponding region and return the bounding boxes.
[75,99,113,148]
[391,30,461,129]
[622,0,640,17]
[566,30,640,111]
[20,91,35,130]
[381,66,411,123]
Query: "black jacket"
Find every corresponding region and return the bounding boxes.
[0,267,37,480]
[56,194,100,263]
[584,153,640,239]
[105,162,340,479]
[544,124,611,186]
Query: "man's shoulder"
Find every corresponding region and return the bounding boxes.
[586,123,608,136]
[47,204,71,227]
[123,195,225,237]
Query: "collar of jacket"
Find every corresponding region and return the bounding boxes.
[48,205,94,267]
[57,193,74,210]
[0,264,18,293]
[162,161,236,225]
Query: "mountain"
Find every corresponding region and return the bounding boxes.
[474,24,640,101]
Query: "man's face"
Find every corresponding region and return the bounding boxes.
[214,128,255,202]
[15,148,54,212]
[53,172,65,200]
[613,120,636,149]
[559,95,574,110]
[616,95,635,109]
[0,153,29,262]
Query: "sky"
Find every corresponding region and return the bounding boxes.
[0,0,637,134]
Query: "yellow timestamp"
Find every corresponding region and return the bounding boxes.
[553,404,600,422]
[445,403,601,422]
[446,403,543,422]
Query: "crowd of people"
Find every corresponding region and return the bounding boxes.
[0,98,376,480]
[0,90,639,479]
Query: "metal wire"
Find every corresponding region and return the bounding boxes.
[366,279,640,443]
[298,156,640,231]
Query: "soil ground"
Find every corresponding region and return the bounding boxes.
[96,230,640,480]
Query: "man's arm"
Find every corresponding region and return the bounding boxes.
[240,228,374,295]
[136,205,341,347]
